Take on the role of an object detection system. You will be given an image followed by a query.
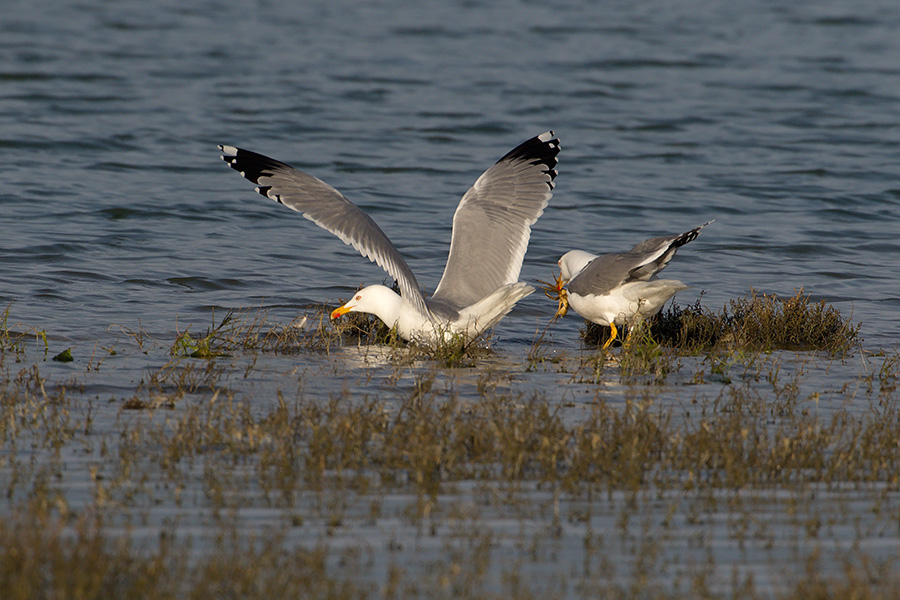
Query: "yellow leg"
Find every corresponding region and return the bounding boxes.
[602,322,618,349]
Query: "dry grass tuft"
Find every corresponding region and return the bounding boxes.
[582,289,860,356]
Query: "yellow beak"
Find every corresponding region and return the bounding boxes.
[330,305,351,320]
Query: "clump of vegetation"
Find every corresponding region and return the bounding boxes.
[51,349,74,363]
[394,330,495,368]
[582,290,860,356]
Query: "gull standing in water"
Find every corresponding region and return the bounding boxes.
[219,132,560,344]
[544,221,712,348]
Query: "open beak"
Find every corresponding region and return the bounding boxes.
[330,304,352,320]
[537,272,569,322]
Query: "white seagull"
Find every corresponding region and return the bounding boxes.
[546,221,712,348]
[219,132,560,344]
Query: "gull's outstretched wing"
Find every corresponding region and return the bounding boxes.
[219,145,428,316]
[431,132,560,310]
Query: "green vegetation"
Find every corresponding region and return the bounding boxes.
[51,348,74,363]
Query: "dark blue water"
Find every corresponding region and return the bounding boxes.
[3,0,898,350]
[3,0,900,594]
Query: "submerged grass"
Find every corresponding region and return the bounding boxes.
[97,373,900,499]
[2,304,898,598]
[0,305,49,361]
[4,506,899,600]
[0,510,360,600]
[170,307,324,358]
[4,359,900,597]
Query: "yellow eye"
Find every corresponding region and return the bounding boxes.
[356,295,362,300]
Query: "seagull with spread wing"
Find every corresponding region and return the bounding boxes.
[219,132,560,344]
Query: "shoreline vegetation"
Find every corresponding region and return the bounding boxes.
[2,294,899,599]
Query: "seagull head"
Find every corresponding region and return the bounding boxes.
[330,284,403,324]
[546,250,597,321]
[558,250,596,284]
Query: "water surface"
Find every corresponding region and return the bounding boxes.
[2,0,899,595]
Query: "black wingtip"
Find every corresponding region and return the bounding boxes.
[672,220,714,249]
[497,131,561,185]
[218,146,293,185]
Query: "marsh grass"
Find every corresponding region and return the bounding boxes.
[387,330,495,369]
[582,290,860,356]
[169,305,495,368]
[93,370,900,500]
[5,362,900,597]
[0,510,361,600]
[3,308,899,598]
[4,367,900,599]
[162,304,400,360]
[170,308,315,358]
[4,505,900,600]
[616,322,678,385]
[1,305,48,361]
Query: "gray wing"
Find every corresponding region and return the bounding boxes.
[566,253,646,297]
[219,145,428,316]
[567,221,712,296]
[430,132,560,309]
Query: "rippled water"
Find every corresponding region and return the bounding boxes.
[2,0,900,594]
[3,0,899,349]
